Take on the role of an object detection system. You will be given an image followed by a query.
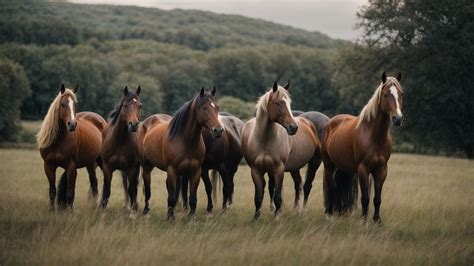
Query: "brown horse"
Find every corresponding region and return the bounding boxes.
[99,86,142,214]
[322,72,404,223]
[241,81,321,220]
[37,85,106,209]
[139,87,223,221]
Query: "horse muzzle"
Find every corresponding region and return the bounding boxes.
[392,115,403,127]
[128,121,139,132]
[67,121,77,132]
[211,127,224,138]
[285,123,298,135]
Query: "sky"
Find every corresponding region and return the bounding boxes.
[70,0,368,40]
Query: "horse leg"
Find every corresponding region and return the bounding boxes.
[127,166,139,216]
[372,165,387,224]
[166,168,178,222]
[120,171,129,210]
[303,151,322,207]
[142,164,152,215]
[251,167,265,221]
[44,162,57,211]
[229,167,237,206]
[268,173,276,211]
[323,162,336,216]
[65,162,77,209]
[100,164,113,209]
[201,168,214,213]
[180,175,189,210]
[290,170,302,211]
[220,166,232,210]
[188,168,201,217]
[86,163,99,200]
[357,164,370,221]
[272,165,285,220]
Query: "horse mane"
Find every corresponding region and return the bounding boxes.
[36,89,77,149]
[255,86,292,116]
[357,77,401,128]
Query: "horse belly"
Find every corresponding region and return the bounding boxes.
[327,129,356,173]
[285,140,316,171]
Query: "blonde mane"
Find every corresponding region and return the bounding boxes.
[357,77,401,128]
[255,86,292,117]
[36,89,77,149]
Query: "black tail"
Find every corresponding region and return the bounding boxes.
[57,171,68,207]
[324,169,358,215]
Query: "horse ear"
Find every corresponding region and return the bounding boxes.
[396,72,402,82]
[211,86,216,96]
[283,80,290,90]
[272,81,278,92]
[60,84,65,94]
[200,87,205,97]
[136,85,141,96]
[381,71,387,83]
[73,84,79,93]
[123,86,128,96]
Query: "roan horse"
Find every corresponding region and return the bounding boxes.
[241,81,321,220]
[180,111,244,213]
[322,72,404,223]
[139,87,223,221]
[100,86,142,214]
[37,85,106,209]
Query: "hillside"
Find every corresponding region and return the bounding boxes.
[0,2,344,50]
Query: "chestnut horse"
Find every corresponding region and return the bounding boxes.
[140,87,223,221]
[100,86,142,214]
[37,85,106,209]
[181,111,244,213]
[241,81,321,220]
[322,72,404,223]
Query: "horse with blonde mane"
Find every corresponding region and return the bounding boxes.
[322,72,404,223]
[37,84,106,210]
[241,81,321,220]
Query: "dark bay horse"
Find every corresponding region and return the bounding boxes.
[241,81,321,220]
[139,87,223,221]
[99,86,142,215]
[322,72,404,223]
[180,112,244,213]
[37,85,106,209]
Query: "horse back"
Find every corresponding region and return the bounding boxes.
[77,112,106,133]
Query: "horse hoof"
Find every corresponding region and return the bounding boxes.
[275,212,282,221]
[129,211,137,220]
[167,216,175,223]
[206,212,213,219]
[373,217,382,224]
[269,205,276,212]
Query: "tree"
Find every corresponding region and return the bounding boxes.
[0,59,31,142]
[337,0,474,158]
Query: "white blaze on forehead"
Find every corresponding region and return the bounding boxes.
[133,98,137,103]
[284,96,294,118]
[68,96,75,121]
[210,101,216,109]
[389,86,402,116]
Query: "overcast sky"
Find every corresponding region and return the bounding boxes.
[70,0,368,40]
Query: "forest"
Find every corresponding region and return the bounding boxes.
[0,0,472,158]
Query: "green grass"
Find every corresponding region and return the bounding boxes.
[0,149,473,265]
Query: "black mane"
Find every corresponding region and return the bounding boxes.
[107,91,138,124]
[168,92,213,140]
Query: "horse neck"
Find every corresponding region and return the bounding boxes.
[254,107,278,141]
[361,108,391,144]
[110,115,131,141]
[180,105,203,146]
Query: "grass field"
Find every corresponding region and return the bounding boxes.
[0,149,473,265]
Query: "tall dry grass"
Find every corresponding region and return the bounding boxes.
[0,149,473,265]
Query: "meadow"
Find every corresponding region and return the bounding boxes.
[0,149,473,265]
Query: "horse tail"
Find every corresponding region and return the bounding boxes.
[211,170,221,203]
[333,170,358,214]
[57,171,68,206]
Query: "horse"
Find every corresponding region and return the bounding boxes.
[322,72,404,223]
[37,84,106,210]
[180,111,244,213]
[241,81,321,220]
[99,86,142,214]
[139,87,223,221]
